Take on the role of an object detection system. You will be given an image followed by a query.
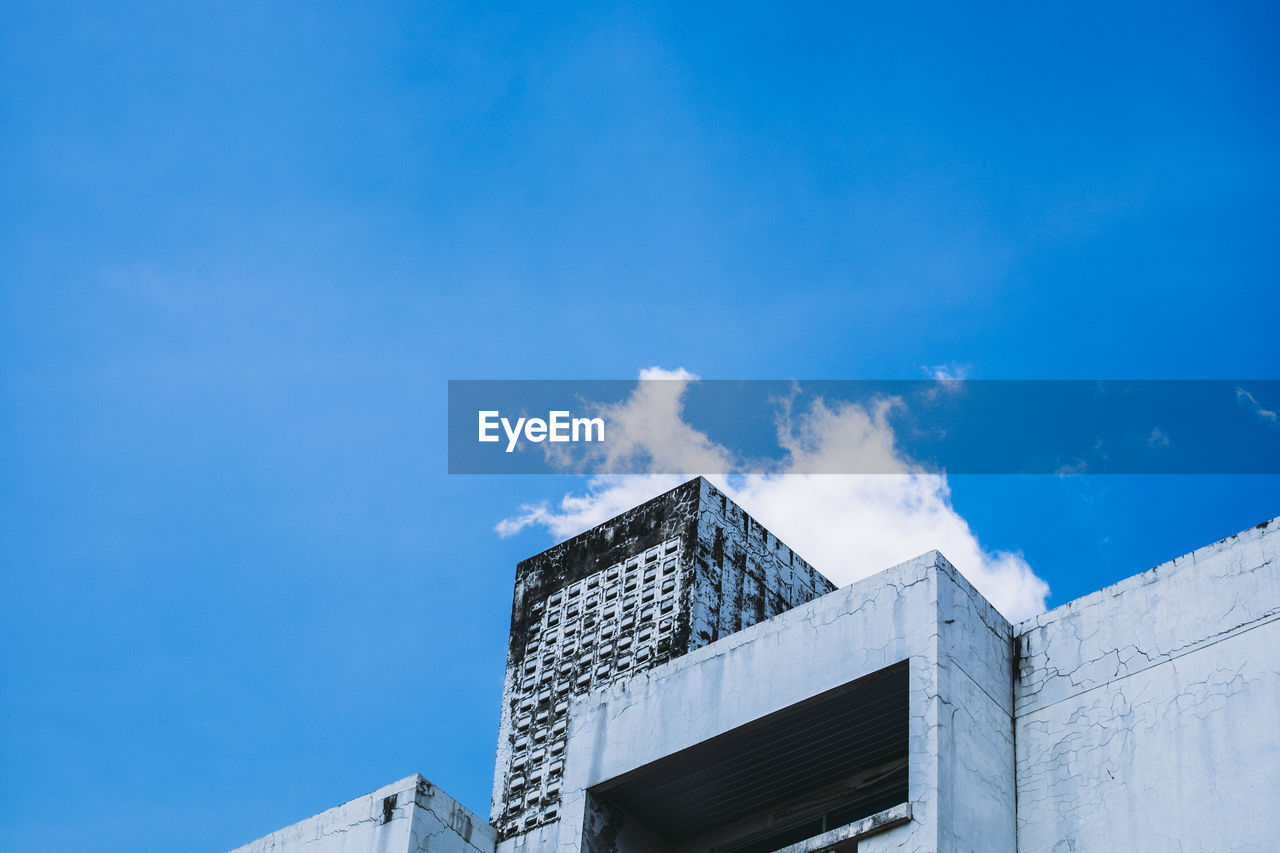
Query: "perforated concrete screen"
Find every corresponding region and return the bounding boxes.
[500,536,685,833]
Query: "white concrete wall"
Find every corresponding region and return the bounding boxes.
[859,554,1016,853]
[932,557,1016,853]
[1014,518,1280,852]
[529,550,1018,853]
[231,775,497,853]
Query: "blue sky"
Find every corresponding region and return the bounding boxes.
[2,2,1278,850]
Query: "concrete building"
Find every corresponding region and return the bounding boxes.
[491,478,836,839]
[233,479,1280,853]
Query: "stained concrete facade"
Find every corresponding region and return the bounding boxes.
[231,482,1280,853]
[492,478,836,839]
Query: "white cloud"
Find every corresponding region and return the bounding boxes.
[592,367,734,474]
[1237,386,1279,427]
[494,474,688,540]
[498,369,1051,621]
[725,473,1049,621]
[1054,459,1088,476]
[922,362,971,381]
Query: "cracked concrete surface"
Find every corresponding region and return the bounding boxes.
[1014,519,1280,852]
[534,550,1017,853]
[230,775,497,853]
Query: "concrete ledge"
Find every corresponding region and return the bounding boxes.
[770,803,913,853]
[229,774,497,853]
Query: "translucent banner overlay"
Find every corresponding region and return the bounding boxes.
[448,380,1280,475]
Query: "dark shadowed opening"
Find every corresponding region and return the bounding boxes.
[589,661,910,852]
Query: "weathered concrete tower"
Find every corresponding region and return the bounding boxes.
[490,477,836,841]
